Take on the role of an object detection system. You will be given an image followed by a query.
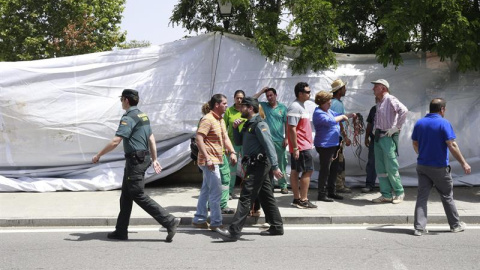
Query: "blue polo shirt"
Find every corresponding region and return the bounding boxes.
[411,113,456,167]
[312,107,341,148]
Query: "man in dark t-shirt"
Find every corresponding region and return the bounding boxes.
[362,100,377,193]
[92,89,180,242]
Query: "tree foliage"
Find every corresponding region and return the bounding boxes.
[0,0,126,61]
[170,0,480,74]
[118,40,152,49]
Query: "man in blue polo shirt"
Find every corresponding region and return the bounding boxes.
[411,98,471,236]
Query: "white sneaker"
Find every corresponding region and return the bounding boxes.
[372,196,393,203]
[392,194,405,204]
[451,221,466,233]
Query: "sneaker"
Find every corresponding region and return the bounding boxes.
[192,222,209,229]
[337,187,352,193]
[372,196,393,203]
[280,188,289,194]
[291,199,306,209]
[298,199,318,209]
[392,194,405,204]
[413,229,428,236]
[451,222,466,233]
[165,217,181,242]
[361,187,374,193]
[107,231,128,240]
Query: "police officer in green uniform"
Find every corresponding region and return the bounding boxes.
[92,89,180,242]
[216,97,284,241]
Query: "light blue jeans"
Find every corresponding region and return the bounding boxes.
[193,164,222,227]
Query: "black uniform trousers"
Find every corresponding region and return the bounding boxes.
[229,158,283,236]
[115,155,175,234]
[315,146,339,196]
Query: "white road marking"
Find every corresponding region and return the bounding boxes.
[1,225,479,234]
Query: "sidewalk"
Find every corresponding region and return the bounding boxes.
[1,185,479,227]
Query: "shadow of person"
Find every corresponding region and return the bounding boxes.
[181,228,257,243]
[366,225,443,236]
[64,231,168,242]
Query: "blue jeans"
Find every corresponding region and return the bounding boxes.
[194,164,223,227]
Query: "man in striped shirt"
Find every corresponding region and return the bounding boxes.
[371,79,408,204]
[193,94,237,230]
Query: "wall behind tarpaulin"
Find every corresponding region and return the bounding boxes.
[0,32,478,192]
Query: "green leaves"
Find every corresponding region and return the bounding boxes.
[170,0,479,73]
[0,0,126,61]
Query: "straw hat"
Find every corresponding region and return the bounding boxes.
[331,79,347,93]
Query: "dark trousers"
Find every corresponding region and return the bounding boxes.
[115,156,175,234]
[315,146,338,196]
[365,138,377,188]
[229,159,283,235]
[414,164,460,230]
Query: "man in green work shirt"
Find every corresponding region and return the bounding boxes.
[224,90,247,199]
[92,89,180,242]
[253,86,289,194]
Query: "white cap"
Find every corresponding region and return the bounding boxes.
[371,79,390,89]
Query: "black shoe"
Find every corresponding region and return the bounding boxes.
[221,208,236,214]
[107,231,128,240]
[337,187,352,193]
[215,227,239,242]
[260,228,284,236]
[328,193,344,200]
[165,217,181,242]
[317,194,334,202]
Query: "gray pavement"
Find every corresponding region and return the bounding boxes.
[1,184,479,227]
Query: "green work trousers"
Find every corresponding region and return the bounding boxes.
[273,141,288,189]
[219,154,231,209]
[374,135,404,198]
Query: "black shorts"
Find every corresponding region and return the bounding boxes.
[290,150,314,172]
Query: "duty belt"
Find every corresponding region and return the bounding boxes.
[241,153,267,166]
[125,150,150,159]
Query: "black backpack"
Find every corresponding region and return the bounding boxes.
[190,136,199,162]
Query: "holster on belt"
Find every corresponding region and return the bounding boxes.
[241,153,266,167]
[125,150,149,163]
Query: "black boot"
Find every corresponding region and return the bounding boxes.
[317,194,334,202]
[328,193,344,200]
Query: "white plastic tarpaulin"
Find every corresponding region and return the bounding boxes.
[1,32,479,192]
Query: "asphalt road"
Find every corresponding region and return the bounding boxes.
[1,225,479,270]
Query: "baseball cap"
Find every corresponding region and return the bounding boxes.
[240,96,259,111]
[120,89,139,98]
[371,79,390,89]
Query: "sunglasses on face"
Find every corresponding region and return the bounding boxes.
[302,91,311,94]
[120,97,125,102]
